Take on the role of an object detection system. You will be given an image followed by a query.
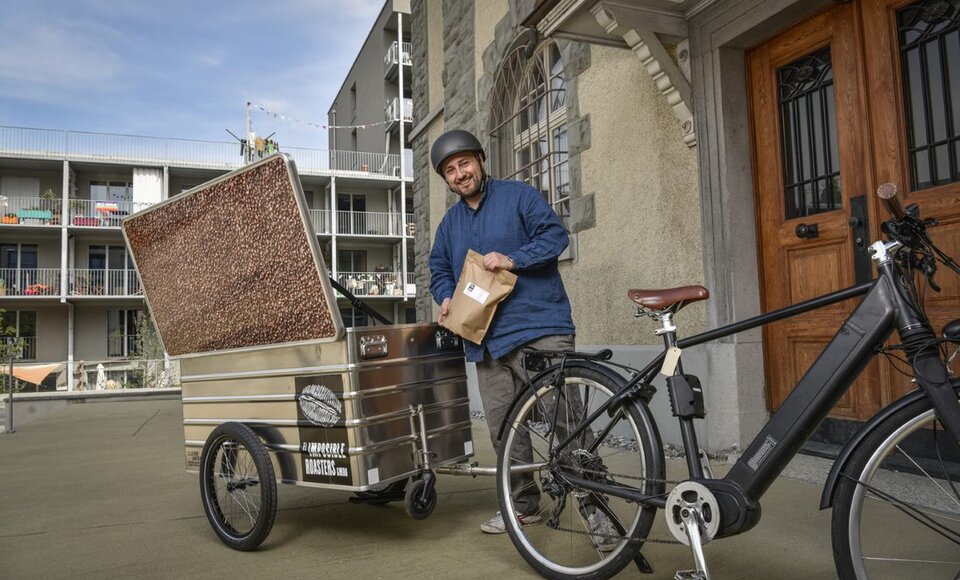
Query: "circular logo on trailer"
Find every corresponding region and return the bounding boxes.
[298,384,342,427]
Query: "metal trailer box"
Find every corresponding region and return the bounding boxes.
[122,154,472,491]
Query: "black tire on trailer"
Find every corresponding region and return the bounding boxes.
[404,478,437,520]
[199,422,278,551]
[498,361,664,580]
[831,385,960,579]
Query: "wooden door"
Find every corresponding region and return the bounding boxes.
[861,0,960,404]
[749,0,960,421]
[749,3,879,420]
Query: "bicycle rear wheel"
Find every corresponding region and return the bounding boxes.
[831,387,960,579]
[497,363,664,580]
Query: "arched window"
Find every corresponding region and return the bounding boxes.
[489,40,570,224]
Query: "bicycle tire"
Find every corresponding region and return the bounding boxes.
[831,386,960,579]
[497,362,664,580]
[199,422,278,551]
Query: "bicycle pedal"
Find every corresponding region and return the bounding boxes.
[674,570,706,580]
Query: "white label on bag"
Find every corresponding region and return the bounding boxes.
[463,282,490,304]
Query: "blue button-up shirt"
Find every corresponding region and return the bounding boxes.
[429,178,575,362]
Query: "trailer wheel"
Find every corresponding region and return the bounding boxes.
[404,478,437,520]
[199,422,277,550]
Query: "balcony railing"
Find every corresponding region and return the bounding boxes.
[79,358,176,389]
[309,209,333,235]
[383,41,413,75]
[385,98,414,124]
[107,334,139,358]
[0,268,61,296]
[0,196,63,226]
[335,210,409,236]
[9,336,37,360]
[68,199,156,227]
[336,271,410,297]
[68,269,142,297]
[0,126,410,179]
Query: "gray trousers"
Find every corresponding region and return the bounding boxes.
[476,334,574,515]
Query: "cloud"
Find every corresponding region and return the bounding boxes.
[0,17,126,103]
[0,0,392,149]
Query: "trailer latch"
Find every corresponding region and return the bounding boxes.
[435,329,460,350]
[359,335,388,359]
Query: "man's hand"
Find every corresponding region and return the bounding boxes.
[482,251,515,272]
[437,297,451,325]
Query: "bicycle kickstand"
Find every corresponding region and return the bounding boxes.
[674,507,711,580]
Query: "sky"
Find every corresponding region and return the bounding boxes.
[0,0,384,151]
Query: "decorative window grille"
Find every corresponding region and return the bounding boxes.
[897,0,960,190]
[489,40,570,225]
[777,46,842,220]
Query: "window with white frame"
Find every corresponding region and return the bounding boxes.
[489,40,571,228]
[1,310,37,360]
[107,309,141,357]
[90,181,132,202]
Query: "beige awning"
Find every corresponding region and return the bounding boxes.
[2,362,65,386]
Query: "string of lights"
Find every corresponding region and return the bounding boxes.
[249,102,394,131]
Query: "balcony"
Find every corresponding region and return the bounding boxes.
[0,269,61,297]
[68,269,143,297]
[336,271,413,297]
[0,196,63,226]
[384,98,414,133]
[335,210,414,237]
[383,41,412,80]
[309,209,333,235]
[68,199,156,228]
[0,125,410,180]
[107,334,139,358]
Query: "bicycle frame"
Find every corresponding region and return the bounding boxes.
[548,242,960,528]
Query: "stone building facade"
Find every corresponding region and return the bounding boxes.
[408,0,706,449]
[407,0,960,455]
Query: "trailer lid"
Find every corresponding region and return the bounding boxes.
[122,154,344,357]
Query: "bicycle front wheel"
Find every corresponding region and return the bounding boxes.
[831,387,960,579]
[498,363,664,580]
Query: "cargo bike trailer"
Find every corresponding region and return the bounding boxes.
[123,154,500,550]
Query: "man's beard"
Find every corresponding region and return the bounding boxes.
[453,172,485,199]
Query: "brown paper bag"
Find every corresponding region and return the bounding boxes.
[442,250,517,343]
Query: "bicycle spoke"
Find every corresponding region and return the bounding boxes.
[895,443,960,511]
[861,556,960,565]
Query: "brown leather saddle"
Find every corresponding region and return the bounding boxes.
[627,285,710,314]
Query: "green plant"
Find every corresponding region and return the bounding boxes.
[131,312,169,388]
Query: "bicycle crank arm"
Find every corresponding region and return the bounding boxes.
[676,507,710,580]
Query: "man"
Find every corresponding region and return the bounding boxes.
[428,130,615,549]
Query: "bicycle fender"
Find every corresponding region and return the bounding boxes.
[818,382,958,509]
[495,360,628,444]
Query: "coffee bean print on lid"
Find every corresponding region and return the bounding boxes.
[124,156,339,356]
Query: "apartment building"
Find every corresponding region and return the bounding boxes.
[327,0,414,331]
[0,124,415,391]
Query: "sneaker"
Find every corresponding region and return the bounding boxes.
[586,509,620,552]
[480,510,543,534]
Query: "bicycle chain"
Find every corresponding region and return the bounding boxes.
[548,462,687,546]
[548,523,684,546]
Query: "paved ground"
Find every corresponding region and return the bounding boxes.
[0,398,847,579]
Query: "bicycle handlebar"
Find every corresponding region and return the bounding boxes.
[877,182,906,221]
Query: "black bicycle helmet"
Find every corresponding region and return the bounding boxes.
[430,130,486,174]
